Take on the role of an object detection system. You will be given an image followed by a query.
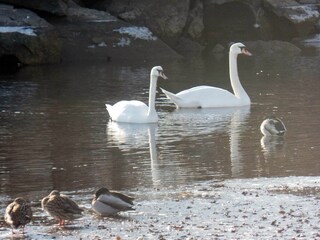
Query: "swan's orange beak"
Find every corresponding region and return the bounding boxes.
[242,48,252,56]
[160,72,168,80]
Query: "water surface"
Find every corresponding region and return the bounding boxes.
[0,52,319,201]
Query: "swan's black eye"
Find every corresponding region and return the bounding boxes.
[157,70,163,74]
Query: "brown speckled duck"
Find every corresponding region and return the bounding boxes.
[92,187,135,216]
[41,190,83,226]
[5,197,33,234]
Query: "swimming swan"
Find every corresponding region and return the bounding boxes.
[161,43,252,108]
[260,117,286,136]
[106,66,167,123]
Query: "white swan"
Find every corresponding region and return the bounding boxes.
[161,42,252,108]
[260,117,286,136]
[105,66,167,123]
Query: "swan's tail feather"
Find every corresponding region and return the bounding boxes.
[105,104,111,110]
[105,104,113,121]
[160,88,183,107]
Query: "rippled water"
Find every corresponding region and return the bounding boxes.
[0,51,319,202]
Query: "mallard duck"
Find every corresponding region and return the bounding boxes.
[41,190,83,226]
[260,117,287,136]
[92,187,135,216]
[5,197,32,234]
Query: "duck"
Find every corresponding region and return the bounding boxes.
[260,117,287,136]
[41,190,83,226]
[105,66,168,123]
[5,197,33,234]
[161,42,252,108]
[92,187,135,216]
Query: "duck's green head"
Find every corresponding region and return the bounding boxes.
[94,187,110,198]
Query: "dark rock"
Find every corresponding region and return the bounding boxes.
[185,0,204,40]
[54,5,182,62]
[211,44,225,53]
[264,0,319,38]
[0,0,68,16]
[245,40,302,55]
[140,0,190,42]
[0,5,61,65]
[174,37,204,57]
[104,0,190,43]
[203,1,262,46]
[66,4,116,22]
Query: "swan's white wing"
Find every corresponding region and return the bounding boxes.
[176,86,241,108]
[106,100,149,122]
[161,88,200,108]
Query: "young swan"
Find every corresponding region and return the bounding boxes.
[92,187,134,216]
[41,190,83,226]
[105,66,168,123]
[260,117,287,136]
[5,197,32,234]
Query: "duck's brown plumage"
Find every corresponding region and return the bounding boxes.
[5,197,32,234]
[41,190,83,226]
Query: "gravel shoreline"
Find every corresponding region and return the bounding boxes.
[1,176,319,239]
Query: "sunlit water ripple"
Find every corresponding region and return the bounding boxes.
[0,52,319,198]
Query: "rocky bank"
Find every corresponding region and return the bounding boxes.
[0,0,319,69]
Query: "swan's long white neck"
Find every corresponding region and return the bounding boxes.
[147,75,158,116]
[229,52,250,103]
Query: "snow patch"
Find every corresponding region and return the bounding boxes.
[88,41,108,48]
[88,19,117,23]
[97,41,107,47]
[303,34,320,48]
[114,37,131,47]
[286,5,319,23]
[113,27,157,41]
[0,26,37,36]
[303,34,320,43]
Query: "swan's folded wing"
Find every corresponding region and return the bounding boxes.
[161,88,182,101]
[161,88,200,108]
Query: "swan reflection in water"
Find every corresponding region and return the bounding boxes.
[160,106,251,178]
[106,106,250,184]
[106,122,161,186]
[227,107,251,176]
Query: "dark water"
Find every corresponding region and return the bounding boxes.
[0,51,319,202]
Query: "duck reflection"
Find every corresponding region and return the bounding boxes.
[260,136,286,159]
[106,122,160,186]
